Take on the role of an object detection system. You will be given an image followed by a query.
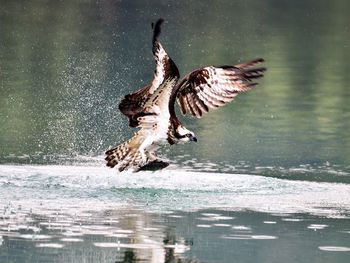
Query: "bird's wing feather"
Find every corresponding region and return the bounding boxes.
[119,19,179,127]
[149,19,179,93]
[175,58,266,118]
[136,78,177,130]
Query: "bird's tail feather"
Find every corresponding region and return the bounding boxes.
[105,133,144,172]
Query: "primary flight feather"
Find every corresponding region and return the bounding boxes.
[105,19,266,172]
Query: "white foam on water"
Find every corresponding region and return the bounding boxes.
[196,224,211,228]
[318,246,350,252]
[62,231,84,237]
[282,218,304,222]
[143,227,161,231]
[36,243,65,248]
[232,226,252,231]
[93,241,189,254]
[168,215,184,218]
[19,234,52,240]
[164,243,190,253]
[213,223,231,227]
[93,242,122,248]
[1,164,350,217]
[222,234,278,240]
[221,234,253,240]
[106,233,129,238]
[201,213,222,217]
[60,238,84,242]
[307,224,328,230]
[115,229,134,234]
[93,242,160,249]
[251,235,278,240]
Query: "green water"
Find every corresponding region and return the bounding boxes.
[1,0,350,262]
[1,0,350,173]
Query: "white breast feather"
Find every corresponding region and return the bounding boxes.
[139,79,175,150]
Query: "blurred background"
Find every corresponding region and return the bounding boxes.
[1,0,350,180]
[1,2,350,262]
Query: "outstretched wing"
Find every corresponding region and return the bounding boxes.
[150,19,180,94]
[175,58,266,118]
[119,19,179,127]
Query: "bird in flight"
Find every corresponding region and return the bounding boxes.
[105,19,266,172]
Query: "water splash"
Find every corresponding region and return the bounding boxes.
[1,164,350,217]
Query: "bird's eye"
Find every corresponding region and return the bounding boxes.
[186,134,192,138]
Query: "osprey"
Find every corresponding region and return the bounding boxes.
[105,19,266,172]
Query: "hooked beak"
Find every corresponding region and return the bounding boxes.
[190,136,197,142]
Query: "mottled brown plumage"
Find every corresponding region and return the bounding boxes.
[105,19,266,172]
[175,60,266,117]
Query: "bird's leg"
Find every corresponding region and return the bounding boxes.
[138,139,151,164]
[139,149,147,164]
[147,151,158,162]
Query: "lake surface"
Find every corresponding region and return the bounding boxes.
[1,0,350,262]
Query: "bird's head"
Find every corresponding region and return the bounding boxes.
[176,125,197,143]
